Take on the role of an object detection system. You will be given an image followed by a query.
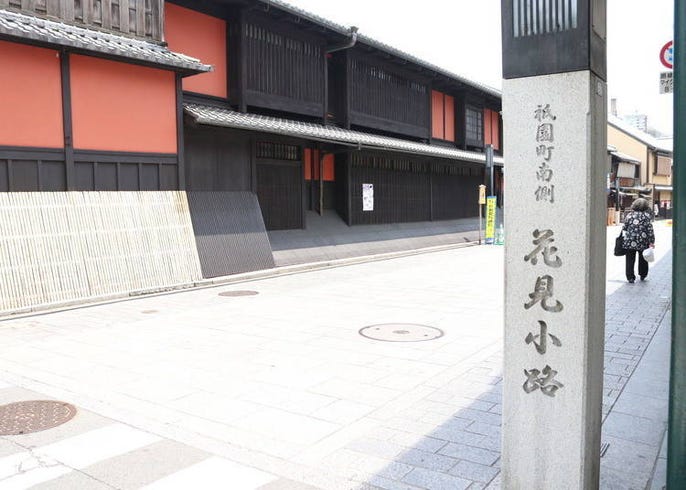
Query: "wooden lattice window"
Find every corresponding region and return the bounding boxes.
[256,142,301,161]
[465,105,484,146]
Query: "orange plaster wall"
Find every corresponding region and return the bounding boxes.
[70,55,177,153]
[304,149,334,181]
[444,95,455,143]
[484,109,501,151]
[0,41,63,148]
[165,3,227,98]
[431,91,444,140]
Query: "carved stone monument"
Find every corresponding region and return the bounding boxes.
[500,1,608,488]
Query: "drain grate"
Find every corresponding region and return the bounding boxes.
[359,323,444,342]
[0,400,77,436]
[218,290,259,297]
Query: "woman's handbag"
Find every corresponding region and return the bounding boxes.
[614,232,626,256]
[642,247,655,263]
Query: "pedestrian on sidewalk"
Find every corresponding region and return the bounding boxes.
[622,198,655,283]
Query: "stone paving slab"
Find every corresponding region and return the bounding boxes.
[0,224,673,489]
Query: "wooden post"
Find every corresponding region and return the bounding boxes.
[60,51,75,191]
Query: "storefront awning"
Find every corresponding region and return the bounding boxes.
[184,103,505,166]
[610,151,641,164]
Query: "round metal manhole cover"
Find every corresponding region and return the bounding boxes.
[218,290,259,297]
[359,324,444,342]
[0,400,77,436]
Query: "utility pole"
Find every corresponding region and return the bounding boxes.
[668,0,686,485]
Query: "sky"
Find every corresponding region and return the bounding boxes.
[284,0,675,136]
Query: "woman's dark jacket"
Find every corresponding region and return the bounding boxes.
[622,211,655,251]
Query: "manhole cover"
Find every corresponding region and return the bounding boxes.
[218,290,259,297]
[0,400,77,436]
[359,324,444,342]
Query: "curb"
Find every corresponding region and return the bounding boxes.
[0,240,481,321]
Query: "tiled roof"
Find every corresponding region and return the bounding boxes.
[0,9,211,74]
[254,0,501,100]
[608,115,672,153]
[611,151,641,164]
[185,103,504,165]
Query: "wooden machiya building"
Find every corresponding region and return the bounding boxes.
[0,0,504,314]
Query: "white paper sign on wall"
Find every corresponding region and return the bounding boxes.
[362,183,374,211]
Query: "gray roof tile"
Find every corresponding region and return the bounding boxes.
[0,8,211,74]
[185,103,504,165]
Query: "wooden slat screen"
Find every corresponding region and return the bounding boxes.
[349,152,482,225]
[0,191,202,314]
[245,22,324,105]
[350,58,429,132]
[6,0,164,41]
[656,155,672,176]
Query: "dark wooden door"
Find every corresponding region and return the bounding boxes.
[256,160,303,230]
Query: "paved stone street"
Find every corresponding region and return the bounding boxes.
[0,224,672,489]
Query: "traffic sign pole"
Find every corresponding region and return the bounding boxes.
[668,1,686,486]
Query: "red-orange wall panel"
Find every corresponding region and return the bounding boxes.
[444,95,455,143]
[165,3,227,98]
[0,41,63,148]
[491,112,501,150]
[483,109,501,151]
[484,109,493,146]
[304,150,334,181]
[323,154,334,182]
[431,90,445,140]
[70,55,177,153]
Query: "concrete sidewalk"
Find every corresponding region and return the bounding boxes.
[0,224,672,489]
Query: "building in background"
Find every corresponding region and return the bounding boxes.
[622,113,649,133]
[0,0,503,313]
[607,115,673,221]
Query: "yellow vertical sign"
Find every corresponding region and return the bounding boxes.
[479,185,486,205]
[485,196,497,244]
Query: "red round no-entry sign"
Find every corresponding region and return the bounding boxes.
[660,41,674,69]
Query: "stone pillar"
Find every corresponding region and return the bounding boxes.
[500,1,607,488]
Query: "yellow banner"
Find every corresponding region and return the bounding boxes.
[485,196,497,244]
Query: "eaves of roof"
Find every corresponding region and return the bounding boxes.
[0,8,212,75]
[184,103,505,166]
[254,0,501,100]
[611,151,641,165]
[608,115,672,154]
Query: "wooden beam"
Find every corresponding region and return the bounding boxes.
[60,51,75,191]
[175,75,186,190]
[101,0,112,29]
[62,0,75,22]
[151,0,163,42]
[120,0,130,34]
[136,0,146,37]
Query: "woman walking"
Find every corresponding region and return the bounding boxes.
[622,198,655,283]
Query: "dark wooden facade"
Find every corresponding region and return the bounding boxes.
[0,147,179,192]
[228,11,326,118]
[1,0,164,41]
[3,0,504,233]
[347,153,484,225]
[348,53,430,139]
